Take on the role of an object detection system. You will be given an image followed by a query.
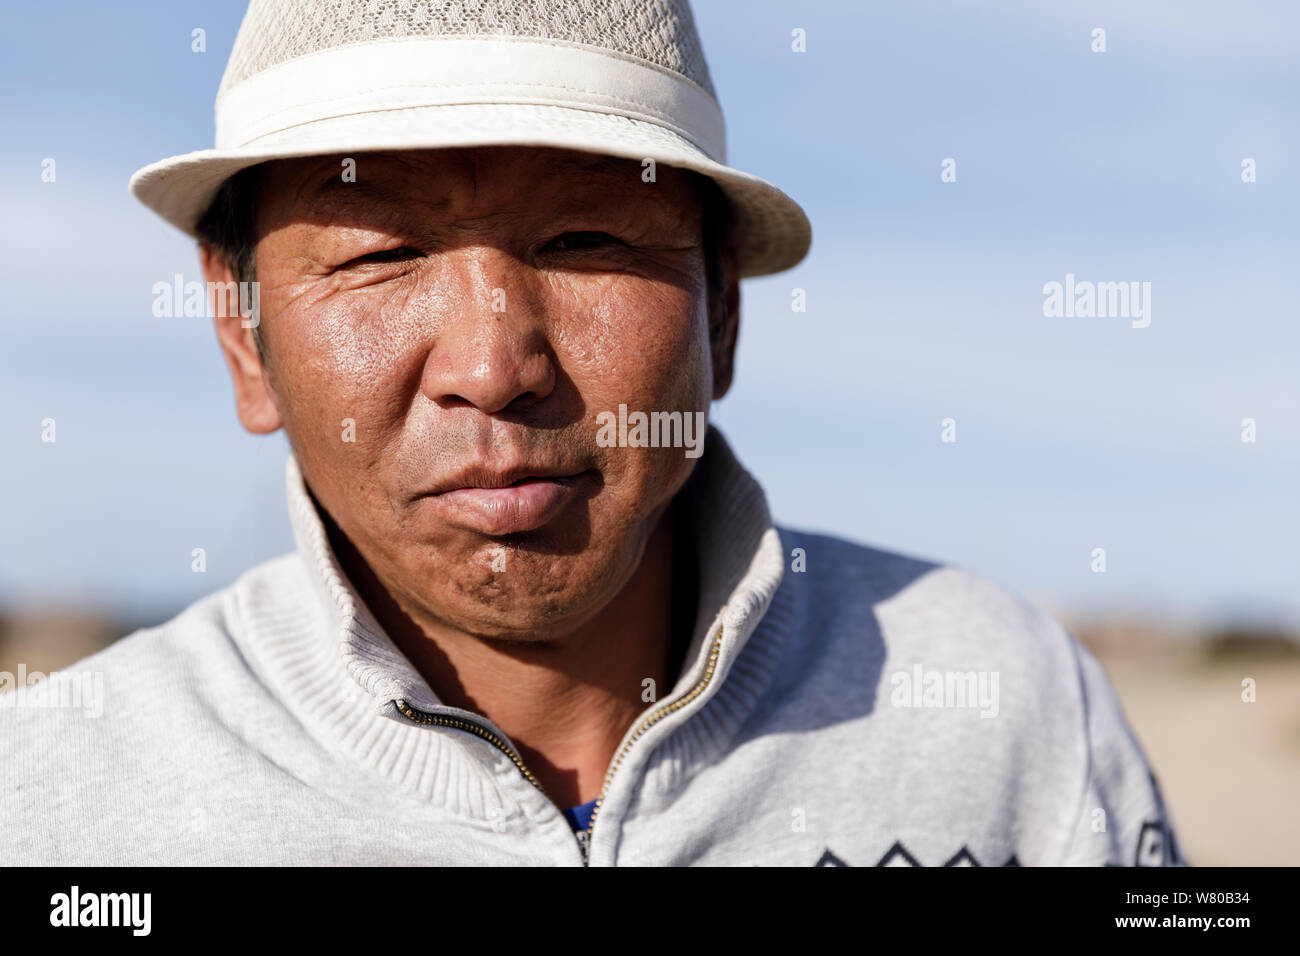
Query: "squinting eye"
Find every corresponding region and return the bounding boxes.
[548,231,620,251]
[346,246,421,267]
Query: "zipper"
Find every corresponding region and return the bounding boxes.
[394,701,549,794]
[394,622,726,866]
[581,623,725,865]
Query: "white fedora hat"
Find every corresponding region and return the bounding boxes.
[128,0,812,279]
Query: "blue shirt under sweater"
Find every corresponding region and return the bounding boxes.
[562,798,598,832]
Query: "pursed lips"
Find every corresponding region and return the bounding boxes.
[418,464,593,536]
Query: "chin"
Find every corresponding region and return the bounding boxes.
[424,548,630,643]
[437,593,601,644]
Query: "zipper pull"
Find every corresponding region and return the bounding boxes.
[575,827,591,865]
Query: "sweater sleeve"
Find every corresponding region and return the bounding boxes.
[1058,640,1186,866]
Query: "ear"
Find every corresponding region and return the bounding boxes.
[709,242,740,400]
[200,243,282,434]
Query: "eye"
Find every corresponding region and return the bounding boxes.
[343,246,422,267]
[546,231,621,252]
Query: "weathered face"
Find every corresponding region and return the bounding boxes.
[207,146,735,641]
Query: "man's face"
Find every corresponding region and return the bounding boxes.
[214,147,733,641]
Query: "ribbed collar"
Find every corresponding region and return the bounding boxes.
[255,424,788,819]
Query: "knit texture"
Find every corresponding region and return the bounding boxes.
[0,428,1181,866]
[220,0,719,101]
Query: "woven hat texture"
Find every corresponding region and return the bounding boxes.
[128,0,811,278]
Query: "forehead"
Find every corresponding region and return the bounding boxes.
[255,146,701,231]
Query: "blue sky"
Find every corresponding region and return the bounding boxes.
[1,0,1297,629]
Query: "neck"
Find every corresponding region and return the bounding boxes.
[325,503,693,809]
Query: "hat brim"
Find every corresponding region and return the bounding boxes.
[129,102,811,279]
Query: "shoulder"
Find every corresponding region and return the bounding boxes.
[767,527,1178,864]
[775,525,1080,680]
[2,551,305,722]
[0,552,306,854]
[769,527,1093,785]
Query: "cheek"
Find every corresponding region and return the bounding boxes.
[559,278,712,416]
[266,277,435,448]
[556,278,711,522]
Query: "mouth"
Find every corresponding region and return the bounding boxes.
[419,468,593,536]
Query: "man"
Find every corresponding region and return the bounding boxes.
[1,0,1180,866]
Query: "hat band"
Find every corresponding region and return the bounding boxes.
[215,36,727,161]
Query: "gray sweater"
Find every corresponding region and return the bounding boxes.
[0,429,1181,866]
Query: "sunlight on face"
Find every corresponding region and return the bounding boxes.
[251,146,716,639]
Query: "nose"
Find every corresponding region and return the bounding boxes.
[420,248,557,415]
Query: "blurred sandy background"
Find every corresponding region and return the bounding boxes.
[3,606,1296,865]
[1059,614,1300,866]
